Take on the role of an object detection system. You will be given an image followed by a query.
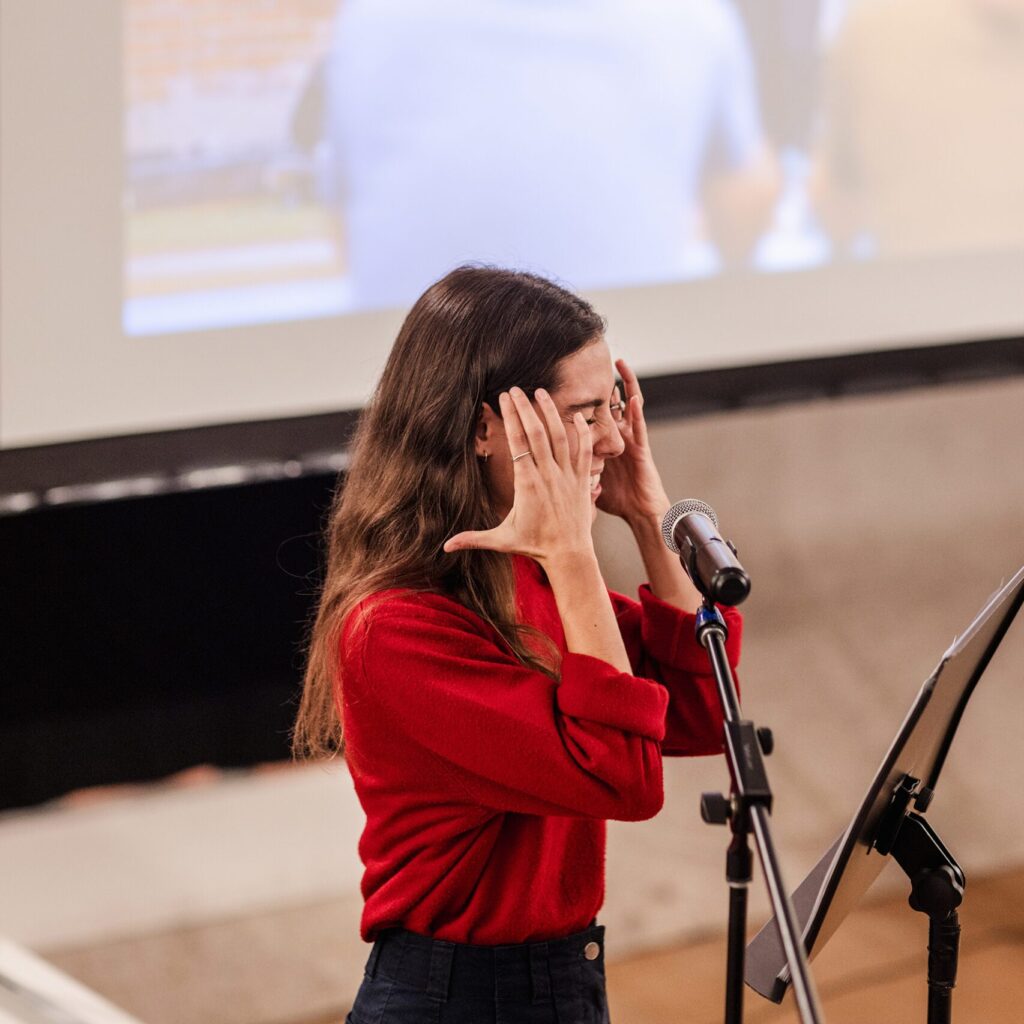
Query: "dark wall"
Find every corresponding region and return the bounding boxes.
[0,473,338,810]
[4,336,1022,811]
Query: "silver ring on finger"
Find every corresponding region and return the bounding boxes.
[511,450,533,463]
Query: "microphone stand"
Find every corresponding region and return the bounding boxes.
[695,601,826,1024]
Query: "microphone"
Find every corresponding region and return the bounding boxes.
[661,499,750,606]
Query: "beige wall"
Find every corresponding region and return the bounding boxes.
[598,372,1024,947]
[4,375,1021,1024]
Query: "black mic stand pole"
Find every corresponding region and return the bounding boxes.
[695,601,826,1024]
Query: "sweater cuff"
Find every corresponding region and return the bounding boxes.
[557,653,668,741]
[638,585,743,673]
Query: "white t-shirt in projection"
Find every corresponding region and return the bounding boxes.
[325,0,764,309]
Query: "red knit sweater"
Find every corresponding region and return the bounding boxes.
[340,554,742,944]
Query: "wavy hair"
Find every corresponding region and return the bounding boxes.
[293,267,605,760]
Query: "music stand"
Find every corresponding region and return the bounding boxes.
[745,565,1024,1023]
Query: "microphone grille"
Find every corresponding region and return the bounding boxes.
[661,499,719,554]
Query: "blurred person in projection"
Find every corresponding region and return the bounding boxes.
[320,0,779,310]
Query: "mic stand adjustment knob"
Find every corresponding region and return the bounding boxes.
[701,791,732,826]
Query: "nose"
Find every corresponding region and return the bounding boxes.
[594,416,625,459]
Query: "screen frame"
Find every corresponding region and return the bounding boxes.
[2,334,1022,508]
[3,0,1024,503]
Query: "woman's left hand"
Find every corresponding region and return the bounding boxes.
[596,359,672,525]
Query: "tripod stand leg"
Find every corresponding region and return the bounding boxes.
[726,882,748,1024]
[927,909,960,1024]
[725,824,753,1024]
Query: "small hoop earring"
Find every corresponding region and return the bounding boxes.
[479,452,490,463]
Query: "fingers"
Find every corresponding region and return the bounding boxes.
[443,526,509,554]
[498,391,532,465]
[534,389,570,466]
[507,388,555,469]
[497,386,590,488]
[506,387,571,471]
[630,392,649,446]
[572,410,593,476]
[615,358,648,445]
[615,358,643,403]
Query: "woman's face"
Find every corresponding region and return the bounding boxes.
[476,337,625,521]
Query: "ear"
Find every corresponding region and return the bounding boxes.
[474,402,502,458]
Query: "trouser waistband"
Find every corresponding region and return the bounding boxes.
[365,922,605,1004]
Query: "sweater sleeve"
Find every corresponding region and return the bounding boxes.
[342,592,668,821]
[610,586,743,757]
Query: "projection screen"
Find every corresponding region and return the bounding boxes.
[2,0,1022,467]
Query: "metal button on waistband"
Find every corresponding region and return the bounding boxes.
[583,941,601,961]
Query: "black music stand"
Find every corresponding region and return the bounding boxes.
[745,565,1024,1023]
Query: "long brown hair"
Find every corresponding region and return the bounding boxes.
[293,266,605,760]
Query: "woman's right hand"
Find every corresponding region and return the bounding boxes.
[443,387,595,565]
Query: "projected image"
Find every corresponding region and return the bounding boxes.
[123,0,1024,337]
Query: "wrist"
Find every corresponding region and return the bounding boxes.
[625,506,669,537]
[541,545,600,578]
[626,506,703,612]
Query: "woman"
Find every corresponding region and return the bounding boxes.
[294,267,742,1023]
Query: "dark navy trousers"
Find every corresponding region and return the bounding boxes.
[346,923,611,1024]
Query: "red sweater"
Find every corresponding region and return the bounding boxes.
[340,554,742,944]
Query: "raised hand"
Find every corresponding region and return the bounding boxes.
[444,387,595,565]
[596,359,672,525]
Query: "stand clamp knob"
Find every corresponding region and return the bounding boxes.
[756,727,774,756]
[701,791,731,825]
[909,865,964,916]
